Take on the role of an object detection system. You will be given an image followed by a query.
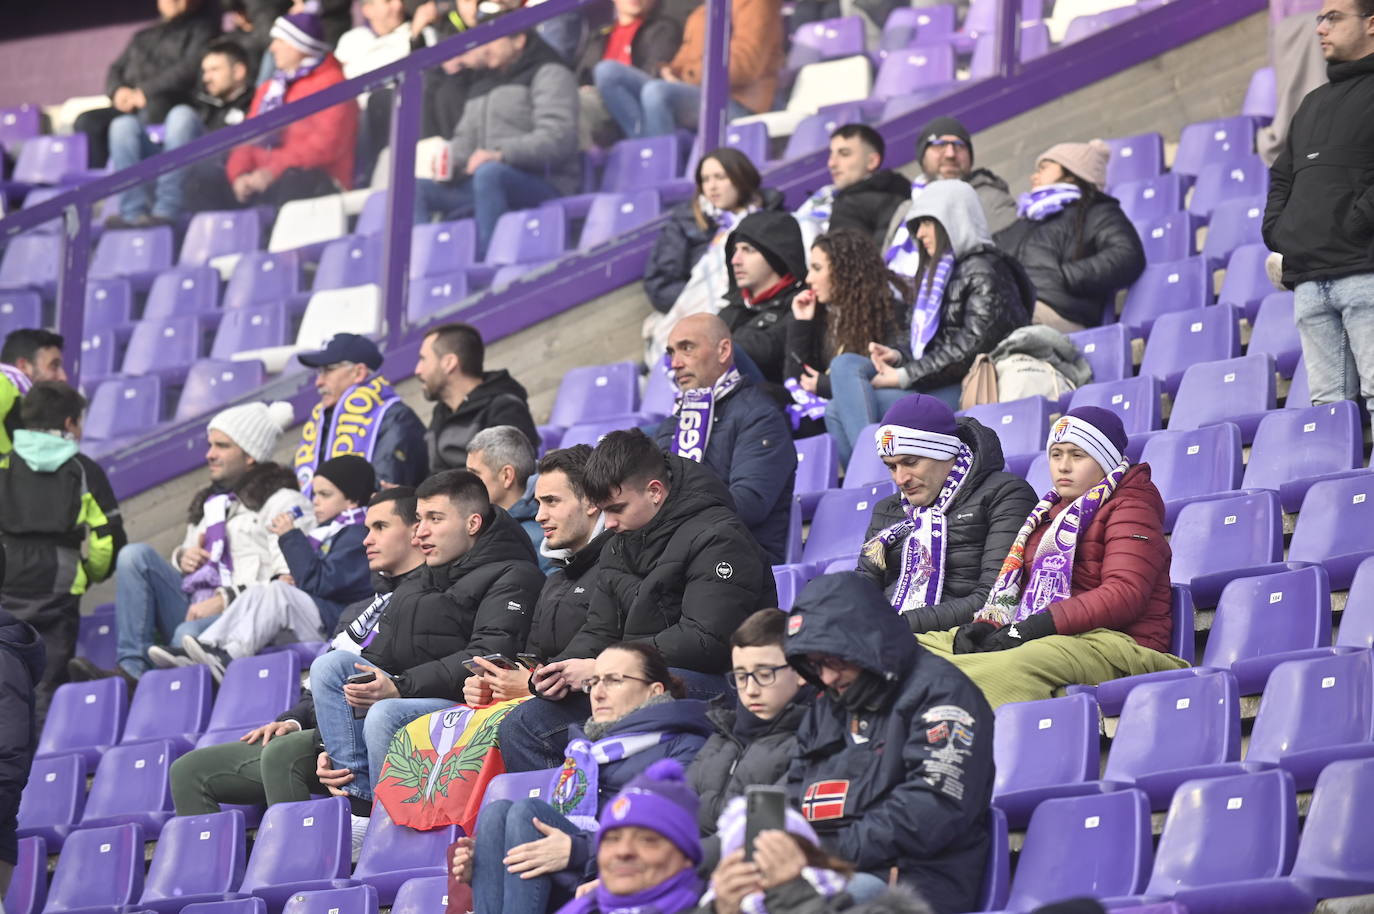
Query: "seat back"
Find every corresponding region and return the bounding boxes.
[1105,133,1165,186]
[2,836,47,914]
[1136,212,1195,263]
[1246,649,1374,766]
[803,483,896,566]
[212,304,288,359]
[315,234,382,291]
[882,5,956,47]
[992,693,1098,796]
[578,191,661,251]
[1217,243,1275,319]
[354,191,389,236]
[16,753,86,837]
[37,677,128,760]
[1288,474,1374,587]
[1242,66,1278,121]
[408,272,470,325]
[484,205,566,265]
[1140,303,1242,394]
[795,434,839,496]
[85,375,163,440]
[81,739,181,825]
[408,220,479,279]
[79,329,120,388]
[1172,115,1257,177]
[391,875,453,914]
[1201,195,1267,267]
[281,884,378,914]
[1292,758,1374,884]
[788,16,866,68]
[0,234,60,288]
[239,797,352,894]
[175,359,269,422]
[782,106,863,159]
[141,810,247,905]
[600,135,681,193]
[1138,423,1242,507]
[268,194,348,253]
[353,803,457,889]
[122,316,202,375]
[1115,173,1187,224]
[223,251,300,310]
[1169,489,1283,589]
[547,361,640,427]
[872,43,955,99]
[44,823,146,913]
[0,104,41,147]
[1203,564,1331,669]
[1337,557,1374,649]
[1242,401,1364,492]
[843,423,890,487]
[84,277,133,329]
[12,134,87,185]
[295,286,383,348]
[206,651,301,732]
[0,289,42,335]
[1104,671,1241,781]
[480,768,558,809]
[1067,376,1162,435]
[180,210,263,267]
[90,226,174,280]
[1120,256,1211,332]
[1248,291,1300,378]
[144,265,221,318]
[785,56,873,114]
[959,396,1051,462]
[1168,354,1276,431]
[122,664,214,744]
[1188,155,1269,218]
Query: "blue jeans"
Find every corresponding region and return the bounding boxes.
[825,354,909,468]
[415,161,561,258]
[497,693,590,772]
[472,797,581,914]
[108,105,205,221]
[595,64,753,139]
[1293,272,1374,413]
[115,543,192,677]
[309,649,454,800]
[593,60,653,138]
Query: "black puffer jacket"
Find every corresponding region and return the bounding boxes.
[995,195,1145,329]
[553,455,777,673]
[364,508,545,699]
[0,609,43,866]
[525,530,612,661]
[1264,53,1374,287]
[829,169,914,246]
[428,370,539,472]
[643,189,785,313]
[718,211,810,384]
[857,417,1037,633]
[104,10,220,122]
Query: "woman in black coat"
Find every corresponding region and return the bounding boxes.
[996,139,1146,331]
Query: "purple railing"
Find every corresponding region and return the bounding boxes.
[0,0,1263,498]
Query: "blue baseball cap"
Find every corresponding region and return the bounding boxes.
[297,333,383,371]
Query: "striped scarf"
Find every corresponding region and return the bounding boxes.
[181,494,236,597]
[0,363,31,395]
[671,367,742,462]
[783,377,828,430]
[548,730,674,830]
[1017,182,1082,221]
[256,56,322,147]
[307,506,367,551]
[882,176,931,276]
[909,252,955,360]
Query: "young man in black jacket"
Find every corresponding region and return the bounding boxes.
[794,123,916,251]
[717,212,809,384]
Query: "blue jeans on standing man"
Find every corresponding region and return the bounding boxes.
[1293,272,1374,413]
[108,105,206,222]
[592,60,752,138]
[415,160,561,258]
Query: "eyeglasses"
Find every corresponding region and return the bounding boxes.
[580,673,654,693]
[1315,10,1374,24]
[804,655,852,673]
[926,138,969,151]
[725,664,793,690]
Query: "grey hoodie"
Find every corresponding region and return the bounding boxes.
[907,179,994,258]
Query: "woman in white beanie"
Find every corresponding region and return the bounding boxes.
[995,139,1146,333]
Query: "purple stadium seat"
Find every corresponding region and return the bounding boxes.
[17,186,67,233]
[1106,133,1165,188]
[1167,354,1276,439]
[76,603,117,670]
[144,265,221,318]
[981,806,1010,911]
[781,106,864,160]
[991,693,1101,828]
[1005,789,1154,910]
[1068,323,1131,383]
[0,288,42,335]
[121,316,202,380]
[85,374,163,442]
[137,810,247,914]
[1288,475,1374,589]
[203,651,301,735]
[1062,6,1138,43]
[184,900,269,914]
[3,836,46,914]
[1286,354,1310,408]
[578,191,661,251]
[282,884,378,914]
[175,359,268,422]
[0,233,60,295]
[477,205,566,274]
[547,362,640,427]
[557,417,642,449]
[238,797,352,913]
[1067,376,1163,436]
[1136,213,1195,263]
[84,277,133,329]
[180,210,263,267]
[1242,66,1278,124]
[1188,156,1269,219]
[391,876,454,914]
[843,423,891,487]
[882,5,956,51]
[601,135,682,194]
[1023,452,1050,497]
[1172,116,1258,178]
[211,304,288,360]
[79,738,183,835]
[958,396,1051,476]
[684,122,772,181]
[11,134,88,186]
[1120,256,1211,333]
[79,328,120,389]
[788,17,866,69]
[16,753,85,850]
[352,804,458,904]
[1216,243,1275,321]
[1139,304,1241,396]
[968,22,1051,78]
[223,251,300,310]
[407,271,469,325]
[90,225,175,290]
[120,664,213,750]
[1138,422,1243,529]
[795,433,839,519]
[868,43,956,112]
[410,220,477,278]
[37,677,127,767]
[0,105,41,147]
[1242,401,1364,511]
[354,191,388,236]
[1115,174,1188,224]
[1169,489,1283,606]
[480,768,556,810]
[315,234,381,291]
[44,825,146,913]
[803,483,897,567]
[641,363,677,420]
[955,0,1042,49]
[774,564,803,611]
[1248,292,1300,378]
[1201,196,1266,269]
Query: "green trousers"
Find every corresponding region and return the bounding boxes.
[170,727,326,815]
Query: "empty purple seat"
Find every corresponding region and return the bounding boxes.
[480,205,566,269]
[84,278,132,330]
[1138,422,1243,529]
[0,105,41,147]
[175,359,268,422]
[578,191,661,251]
[547,362,639,427]
[1005,789,1154,910]
[991,693,1101,828]
[1169,489,1283,606]
[1136,213,1195,263]
[803,483,897,567]
[238,796,352,913]
[790,15,867,69]
[601,135,681,193]
[1069,323,1132,383]
[16,753,85,850]
[180,210,263,267]
[90,226,175,290]
[203,651,301,735]
[281,885,377,914]
[353,804,457,904]
[121,664,213,750]
[144,265,221,318]
[1139,304,1241,396]
[407,272,469,326]
[641,363,677,420]
[869,43,956,106]
[223,251,300,310]
[211,304,288,360]
[37,676,127,767]
[1248,292,1300,378]
[1201,196,1266,269]
[0,233,60,295]
[1115,174,1188,224]
[795,433,839,519]
[354,191,388,236]
[1173,116,1257,178]
[138,810,247,914]
[3,835,46,914]
[557,417,643,449]
[121,315,202,380]
[1214,244,1274,323]
[1242,66,1278,124]
[0,288,42,335]
[1288,475,1374,589]
[76,603,117,670]
[44,822,146,914]
[391,876,452,914]
[1067,376,1163,436]
[184,900,268,914]
[980,806,1010,911]
[774,565,804,611]
[843,422,892,488]
[480,768,557,810]
[1120,256,1211,333]
[1062,6,1138,42]
[1106,133,1165,187]
[85,374,163,442]
[1242,401,1364,511]
[1167,353,1276,439]
[410,220,477,278]
[958,396,1051,475]
[781,107,863,160]
[881,5,956,50]
[12,134,87,186]
[315,234,381,291]
[1188,156,1269,219]
[80,738,183,835]
[79,329,120,389]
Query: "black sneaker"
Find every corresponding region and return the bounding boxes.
[66,657,139,693]
[147,644,194,669]
[182,636,233,683]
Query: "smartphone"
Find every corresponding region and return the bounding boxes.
[516,653,542,669]
[744,785,787,861]
[461,653,520,674]
[346,671,377,685]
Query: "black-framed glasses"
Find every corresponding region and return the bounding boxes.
[726,664,793,690]
[580,673,653,693]
[1315,10,1374,24]
[927,138,969,151]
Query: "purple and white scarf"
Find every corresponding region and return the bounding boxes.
[670,366,742,462]
[976,457,1130,626]
[555,867,702,914]
[909,251,955,361]
[0,362,32,395]
[860,444,973,613]
[881,176,931,276]
[548,730,675,830]
[701,196,754,244]
[307,505,367,552]
[255,56,323,147]
[783,377,828,430]
[182,493,236,598]
[1017,182,1082,221]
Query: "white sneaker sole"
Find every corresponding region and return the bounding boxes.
[182,635,228,683]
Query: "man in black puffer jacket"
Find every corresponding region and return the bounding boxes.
[857,395,1037,634]
[794,124,916,251]
[718,211,809,384]
[785,573,994,914]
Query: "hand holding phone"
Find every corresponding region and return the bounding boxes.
[744,785,787,861]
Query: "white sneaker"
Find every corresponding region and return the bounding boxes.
[351,814,370,862]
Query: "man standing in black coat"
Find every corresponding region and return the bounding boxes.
[857,394,1037,633]
[0,601,44,897]
[653,313,795,563]
[785,573,994,914]
[718,212,809,384]
[1264,0,1374,413]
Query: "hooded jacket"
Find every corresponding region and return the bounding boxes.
[652,375,796,564]
[364,507,546,699]
[553,454,778,673]
[527,530,612,661]
[428,370,540,472]
[857,417,1038,633]
[104,8,220,122]
[995,193,1146,329]
[1264,52,1374,287]
[896,181,1033,390]
[784,574,994,914]
[0,609,44,866]
[718,211,809,384]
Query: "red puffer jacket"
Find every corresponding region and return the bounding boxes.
[1021,463,1173,653]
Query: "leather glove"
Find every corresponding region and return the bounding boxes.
[953,621,997,654]
[979,612,1057,652]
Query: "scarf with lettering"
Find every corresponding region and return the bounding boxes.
[1017,182,1082,221]
[332,590,391,653]
[256,56,323,147]
[671,366,742,462]
[783,377,828,431]
[909,251,955,361]
[0,363,31,395]
[181,493,235,598]
[548,730,676,830]
[307,505,367,551]
[977,457,1129,626]
[294,376,399,492]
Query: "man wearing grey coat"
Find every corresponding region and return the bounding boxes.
[414,29,579,256]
